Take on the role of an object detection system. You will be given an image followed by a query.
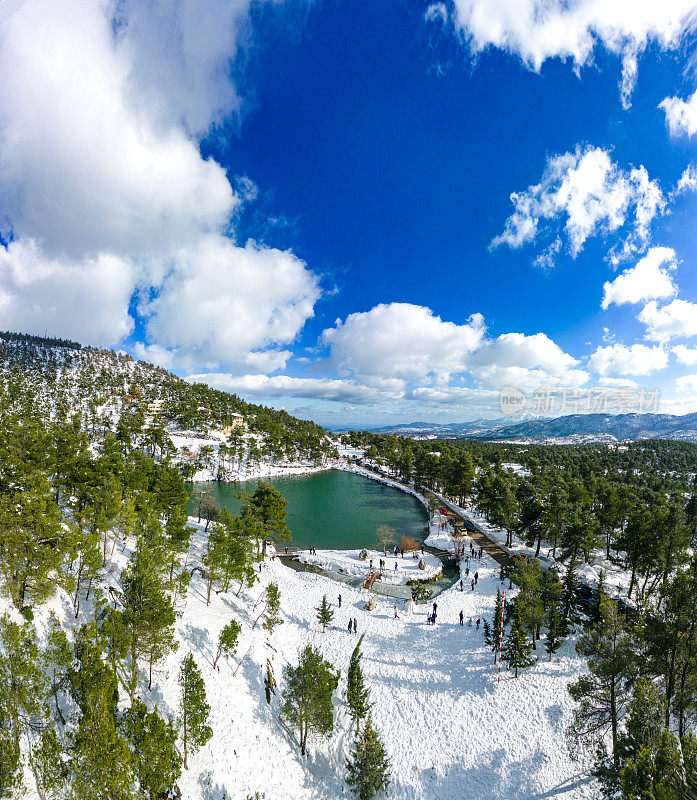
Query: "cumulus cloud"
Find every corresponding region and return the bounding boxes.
[0,0,320,370]
[491,146,664,266]
[0,239,135,345]
[673,344,697,365]
[676,373,697,393]
[587,342,668,375]
[661,89,697,137]
[185,373,404,404]
[140,237,320,372]
[321,303,486,385]
[319,304,586,396]
[431,0,697,107]
[601,246,677,309]
[467,332,588,390]
[639,298,697,342]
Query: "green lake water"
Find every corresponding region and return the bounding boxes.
[187,469,428,551]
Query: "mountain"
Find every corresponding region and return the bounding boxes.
[0,330,333,462]
[361,412,697,443]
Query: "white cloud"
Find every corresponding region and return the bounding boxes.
[491,146,664,266]
[467,332,588,390]
[0,0,321,369]
[601,246,677,309]
[675,164,697,193]
[673,344,697,365]
[140,236,320,372]
[321,304,486,385]
[115,0,253,137]
[432,0,697,106]
[185,373,405,404]
[587,342,668,375]
[597,376,639,388]
[0,239,135,345]
[676,373,697,393]
[660,90,697,137]
[639,298,697,342]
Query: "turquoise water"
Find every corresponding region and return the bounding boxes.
[187,469,428,551]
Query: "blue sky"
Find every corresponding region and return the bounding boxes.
[2,0,697,426]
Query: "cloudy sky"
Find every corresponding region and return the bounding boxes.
[2,0,697,427]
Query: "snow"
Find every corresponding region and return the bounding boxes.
[9,459,599,800]
[296,548,442,585]
[170,519,598,800]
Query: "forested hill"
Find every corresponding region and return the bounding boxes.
[0,331,330,460]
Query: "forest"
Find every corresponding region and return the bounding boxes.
[346,429,697,798]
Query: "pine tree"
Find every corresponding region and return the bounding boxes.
[124,699,182,797]
[282,645,339,755]
[42,612,72,725]
[0,614,47,751]
[69,699,134,800]
[347,634,372,732]
[0,729,21,800]
[121,538,177,697]
[263,583,283,633]
[213,620,241,670]
[501,603,535,678]
[545,600,565,661]
[345,714,391,800]
[568,591,634,767]
[316,594,334,633]
[179,653,213,769]
[486,588,504,664]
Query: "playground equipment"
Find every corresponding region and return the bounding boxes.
[362,569,378,590]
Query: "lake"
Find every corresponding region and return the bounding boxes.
[187,469,429,551]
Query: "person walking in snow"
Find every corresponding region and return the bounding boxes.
[394,561,398,572]
[471,579,475,591]
[353,617,358,633]
[432,602,438,616]
[468,617,472,626]
[465,566,470,577]
[348,618,353,633]
[474,571,479,585]
[460,579,464,591]
[394,605,399,619]
[459,610,464,626]
[476,618,480,629]
[338,594,342,608]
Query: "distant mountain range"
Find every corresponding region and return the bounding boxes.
[365,413,697,443]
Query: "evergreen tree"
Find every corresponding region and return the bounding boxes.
[282,645,339,755]
[178,653,213,769]
[68,699,134,800]
[545,600,566,661]
[125,699,182,798]
[345,714,391,800]
[568,592,634,768]
[347,634,372,732]
[0,614,47,751]
[486,588,504,664]
[121,538,177,697]
[213,620,241,670]
[0,471,65,610]
[0,729,21,800]
[316,594,334,633]
[263,582,283,633]
[42,612,72,725]
[30,726,67,800]
[501,603,535,678]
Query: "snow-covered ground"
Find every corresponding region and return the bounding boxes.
[170,430,334,482]
[8,512,599,800]
[173,520,597,799]
[296,548,442,585]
